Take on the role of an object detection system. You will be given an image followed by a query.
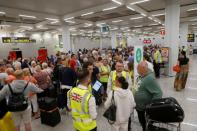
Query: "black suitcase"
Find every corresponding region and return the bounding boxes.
[40,108,61,127]
[38,97,57,111]
[146,97,184,123]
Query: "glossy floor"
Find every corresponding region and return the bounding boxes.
[30,55,197,131]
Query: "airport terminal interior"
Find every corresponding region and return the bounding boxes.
[0,0,197,131]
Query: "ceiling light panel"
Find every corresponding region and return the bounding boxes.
[0,11,6,15]
[187,8,197,11]
[111,0,122,5]
[112,20,123,23]
[126,6,135,11]
[130,16,143,20]
[130,0,150,5]
[152,13,165,17]
[64,17,74,21]
[103,6,117,11]
[19,14,36,19]
[81,12,94,16]
[65,20,76,24]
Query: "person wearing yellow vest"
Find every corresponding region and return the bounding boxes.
[153,48,162,78]
[107,60,132,94]
[67,69,97,131]
[99,58,111,98]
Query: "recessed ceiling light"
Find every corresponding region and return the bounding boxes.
[81,12,94,16]
[126,6,135,11]
[65,20,76,24]
[51,21,59,24]
[134,25,143,28]
[19,26,33,30]
[19,14,36,19]
[112,20,123,23]
[0,11,6,15]
[103,6,117,11]
[111,0,122,5]
[0,24,10,27]
[64,17,74,21]
[130,0,150,5]
[187,8,197,11]
[190,19,197,22]
[141,13,147,17]
[84,23,93,27]
[130,16,143,20]
[152,13,165,17]
[45,18,59,21]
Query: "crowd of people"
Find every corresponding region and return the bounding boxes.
[0,45,191,131]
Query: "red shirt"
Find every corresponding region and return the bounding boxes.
[70,59,76,70]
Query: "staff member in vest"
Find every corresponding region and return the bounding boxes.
[67,69,97,131]
[153,48,162,78]
[99,58,111,99]
[107,60,132,94]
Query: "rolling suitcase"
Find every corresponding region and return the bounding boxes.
[146,97,184,123]
[40,108,61,127]
[38,97,61,127]
[38,97,57,111]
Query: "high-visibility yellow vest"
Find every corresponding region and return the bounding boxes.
[99,65,110,83]
[112,71,127,90]
[154,51,163,64]
[88,84,92,94]
[69,87,97,131]
[76,80,92,94]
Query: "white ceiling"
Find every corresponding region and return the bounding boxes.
[0,0,111,15]
[0,0,197,36]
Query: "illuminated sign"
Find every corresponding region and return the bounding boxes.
[187,34,195,42]
[2,37,36,43]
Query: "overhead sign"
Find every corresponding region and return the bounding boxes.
[187,34,195,42]
[2,37,36,43]
[143,38,151,44]
[101,26,110,33]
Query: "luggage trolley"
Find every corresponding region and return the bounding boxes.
[145,97,184,131]
[145,114,181,131]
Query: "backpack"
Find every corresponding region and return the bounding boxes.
[7,82,29,112]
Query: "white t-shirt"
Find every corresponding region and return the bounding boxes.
[146,60,154,72]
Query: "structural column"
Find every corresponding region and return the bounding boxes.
[165,0,180,76]
[62,25,71,53]
[100,36,103,49]
[180,23,189,46]
[111,31,117,49]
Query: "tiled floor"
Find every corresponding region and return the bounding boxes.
[30,54,197,131]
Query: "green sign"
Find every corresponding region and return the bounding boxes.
[136,48,142,63]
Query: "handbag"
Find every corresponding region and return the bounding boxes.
[103,91,116,124]
[173,65,181,73]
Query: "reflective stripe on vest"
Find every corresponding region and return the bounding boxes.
[69,87,96,131]
[112,71,127,90]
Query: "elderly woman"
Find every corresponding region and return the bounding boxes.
[33,65,50,98]
[41,62,53,76]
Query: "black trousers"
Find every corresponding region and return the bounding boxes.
[77,127,97,131]
[153,62,160,78]
[137,110,146,131]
